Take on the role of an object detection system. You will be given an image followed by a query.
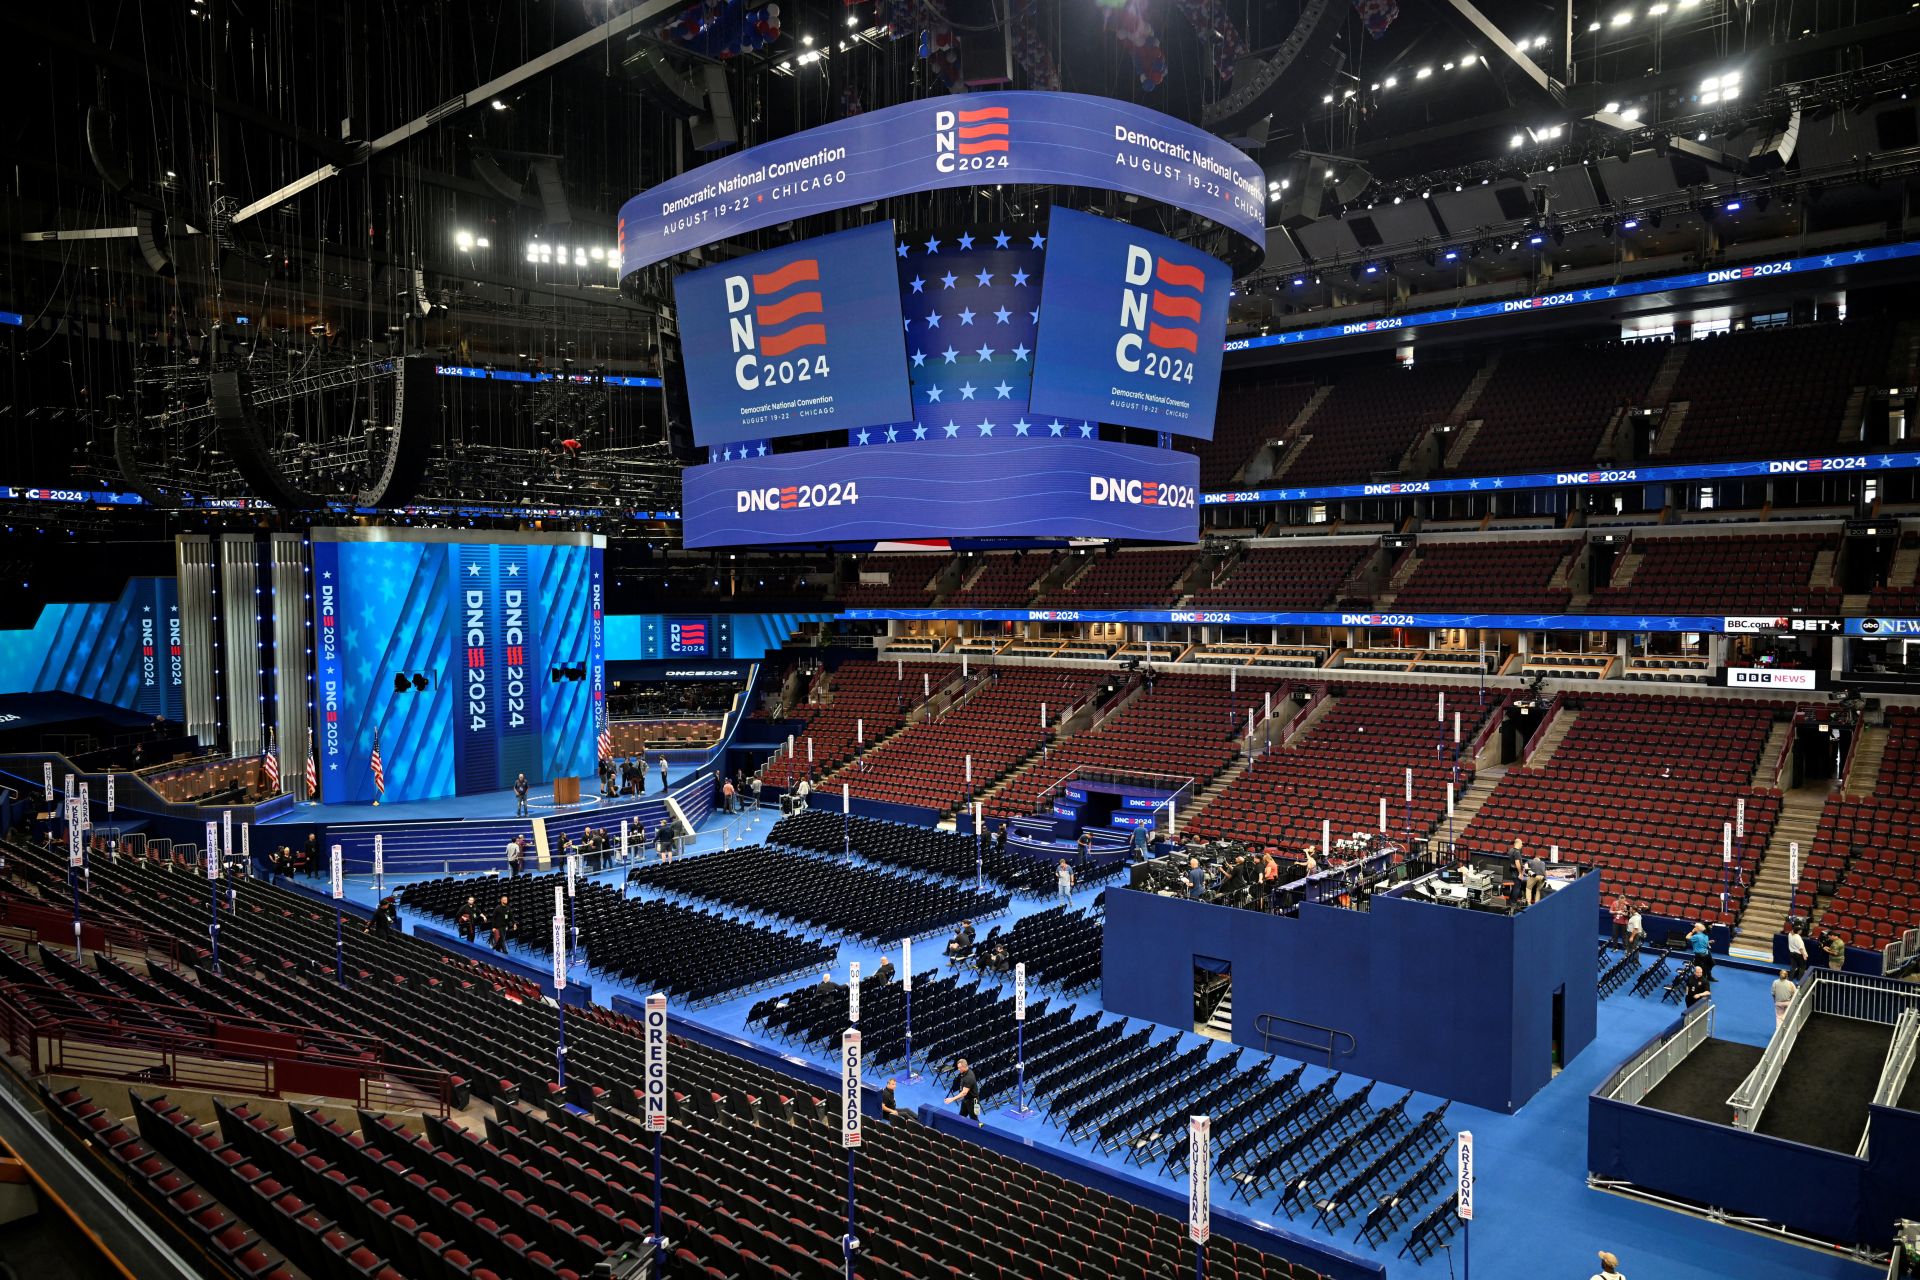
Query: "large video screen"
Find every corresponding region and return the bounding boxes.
[680,435,1198,548]
[1029,207,1230,438]
[673,221,914,447]
[310,530,606,804]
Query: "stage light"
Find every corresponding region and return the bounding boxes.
[454,230,474,251]
[1648,2,1668,14]
[1363,263,1380,275]
[1509,134,1525,149]
[1604,101,1621,113]
[1611,12,1633,27]
[412,674,430,692]
[1415,67,1431,80]
[801,33,814,45]
[1292,276,1305,286]
[1528,233,1545,246]
[1343,88,1356,99]
[1724,199,1742,211]
[847,12,858,23]
[393,673,410,694]
[1588,21,1601,30]
[1443,249,1458,260]
[1623,107,1642,121]
[475,237,489,249]
[1443,62,1455,71]
[1622,218,1640,229]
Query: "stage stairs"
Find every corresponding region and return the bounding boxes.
[1206,989,1233,1037]
[1730,783,1828,961]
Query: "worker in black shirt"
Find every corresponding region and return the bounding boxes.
[946,919,975,961]
[1685,964,1712,1007]
[495,893,515,944]
[457,896,479,943]
[945,1059,980,1123]
[881,1078,901,1117]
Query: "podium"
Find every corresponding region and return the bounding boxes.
[552,776,580,805]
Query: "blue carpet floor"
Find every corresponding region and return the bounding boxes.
[342,809,1872,1280]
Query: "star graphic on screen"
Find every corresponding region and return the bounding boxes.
[993,307,1012,324]
[924,237,942,254]
[897,242,909,258]
[956,233,975,250]
[941,347,959,364]
[994,381,1013,399]
[909,276,926,293]
[993,231,1011,248]
[975,344,995,361]
[944,422,960,437]
[856,428,872,445]
[757,443,769,456]
[940,272,958,289]
[1013,419,1031,435]
[1030,309,1040,324]
[1029,233,1046,248]
[957,308,976,325]
[926,386,944,403]
[1048,421,1065,435]
[722,447,735,461]
[974,269,994,286]
[1079,424,1096,438]
[884,426,900,442]
[925,312,941,328]
[467,563,482,576]
[506,563,520,576]
[913,425,928,440]
[1011,344,1031,362]
[1010,268,1030,287]
[958,382,977,400]
[978,421,995,436]
[903,318,911,332]
[911,350,926,367]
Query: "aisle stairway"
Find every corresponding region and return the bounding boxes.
[1207,989,1233,1036]
[1524,706,1579,767]
[1731,784,1828,961]
[1843,723,1889,796]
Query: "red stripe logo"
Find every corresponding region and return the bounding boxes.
[1154,257,1208,291]
[751,258,820,294]
[755,291,824,326]
[1147,322,1199,353]
[1150,290,1202,322]
[759,324,828,357]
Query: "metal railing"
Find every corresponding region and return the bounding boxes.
[1597,1000,1716,1106]
[1858,1007,1920,1159]
[1519,694,1563,763]
[1728,977,1821,1130]
[1729,970,1920,1130]
[1252,1012,1356,1068]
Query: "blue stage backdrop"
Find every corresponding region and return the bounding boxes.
[1030,207,1230,438]
[0,577,184,719]
[673,221,914,447]
[310,530,605,804]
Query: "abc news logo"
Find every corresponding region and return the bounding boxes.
[1088,476,1197,509]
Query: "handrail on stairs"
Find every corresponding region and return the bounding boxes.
[1253,1012,1356,1069]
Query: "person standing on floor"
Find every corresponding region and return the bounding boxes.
[457,895,479,944]
[750,774,763,811]
[1590,1250,1626,1280]
[1055,858,1074,905]
[514,772,530,817]
[721,778,737,814]
[945,1058,980,1123]
[506,835,525,878]
[1685,964,1712,1007]
[1611,894,1631,946]
[1625,904,1644,952]
[657,754,670,793]
[1686,921,1713,980]
[1786,921,1809,980]
[1826,932,1847,970]
[1770,970,1797,1029]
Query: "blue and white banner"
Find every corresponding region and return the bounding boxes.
[840,605,1728,633]
[618,92,1264,274]
[1849,617,1920,636]
[1227,240,1920,355]
[1031,208,1231,438]
[674,222,914,446]
[682,435,1199,547]
[1205,451,1920,507]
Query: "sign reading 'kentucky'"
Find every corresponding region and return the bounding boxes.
[617,92,1265,274]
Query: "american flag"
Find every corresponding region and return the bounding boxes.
[598,723,613,762]
[370,730,386,795]
[262,728,280,792]
[304,727,318,800]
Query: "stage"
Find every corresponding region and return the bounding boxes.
[258,765,692,825]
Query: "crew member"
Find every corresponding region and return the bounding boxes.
[945,1058,980,1123]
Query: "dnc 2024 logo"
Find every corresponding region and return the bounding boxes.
[934,106,1010,173]
[725,257,829,392]
[1116,247,1206,385]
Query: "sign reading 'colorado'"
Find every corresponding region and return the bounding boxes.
[617,92,1265,275]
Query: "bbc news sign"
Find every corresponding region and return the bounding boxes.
[1726,667,1818,689]
[644,993,669,1132]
